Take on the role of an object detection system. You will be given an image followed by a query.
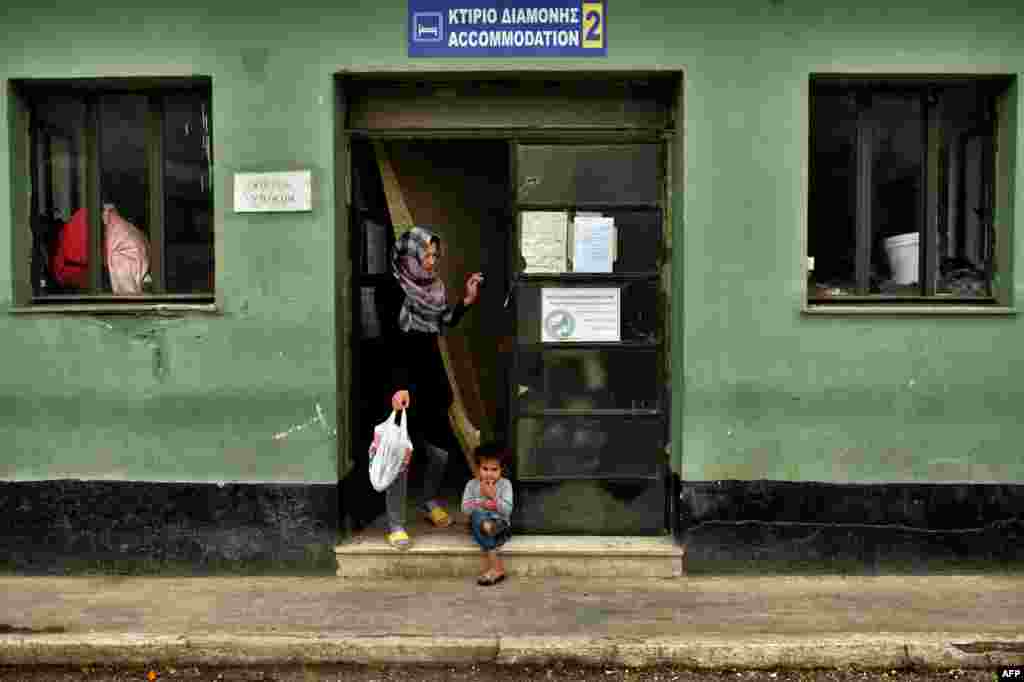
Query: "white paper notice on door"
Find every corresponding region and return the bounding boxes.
[572,215,616,273]
[541,287,621,343]
[574,212,616,262]
[521,211,568,273]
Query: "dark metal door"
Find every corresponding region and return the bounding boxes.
[507,141,669,535]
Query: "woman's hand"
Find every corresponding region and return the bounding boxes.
[463,272,484,306]
[392,390,410,411]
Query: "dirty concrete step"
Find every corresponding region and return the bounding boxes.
[335,534,684,578]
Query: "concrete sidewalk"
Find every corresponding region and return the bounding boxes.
[0,575,1022,669]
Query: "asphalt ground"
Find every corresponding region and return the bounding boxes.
[0,576,1021,670]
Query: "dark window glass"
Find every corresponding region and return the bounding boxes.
[100,95,149,245]
[870,93,924,294]
[32,95,84,224]
[937,85,996,298]
[517,349,660,411]
[23,81,213,301]
[515,477,665,534]
[517,144,660,206]
[516,415,663,479]
[808,78,1004,301]
[602,208,662,273]
[808,92,858,289]
[163,93,213,293]
[29,95,86,296]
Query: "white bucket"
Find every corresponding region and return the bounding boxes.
[883,232,919,284]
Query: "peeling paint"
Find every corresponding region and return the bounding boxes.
[272,420,316,441]
[273,400,337,442]
[323,402,338,439]
[87,315,184,382]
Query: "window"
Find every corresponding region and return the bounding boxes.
[13,78,214,305]
[807,75,1015,306]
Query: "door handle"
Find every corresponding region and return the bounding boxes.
[503,280,517,309]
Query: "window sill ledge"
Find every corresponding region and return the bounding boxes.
[802,304,1017,316]
[8,302,220,315]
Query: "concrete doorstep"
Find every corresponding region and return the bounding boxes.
[335,535,684,578]
[1,632,1022,669]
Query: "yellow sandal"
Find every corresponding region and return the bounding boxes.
[424,506,452,528]
[386,529,411,550]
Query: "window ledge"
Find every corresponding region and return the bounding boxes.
[803,304,1017,316]
[8,302,220,315]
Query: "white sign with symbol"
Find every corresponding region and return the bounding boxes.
[541,287,620,343]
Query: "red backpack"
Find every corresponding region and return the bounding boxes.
[50,207,90,289]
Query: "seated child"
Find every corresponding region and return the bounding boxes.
[461,442,514,586]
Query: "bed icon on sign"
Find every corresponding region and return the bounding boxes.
[413,12,444,42]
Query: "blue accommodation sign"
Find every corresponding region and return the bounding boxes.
[409,0,607,57]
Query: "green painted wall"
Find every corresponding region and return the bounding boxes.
[1,2,343,482]
[2,0,1022,484]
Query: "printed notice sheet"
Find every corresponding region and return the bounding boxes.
[541,287,621,343]
[574,212,616,262]
[521,211,568,273]
[572,215,616,272]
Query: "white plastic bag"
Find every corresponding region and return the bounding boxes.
[368,410,413,492]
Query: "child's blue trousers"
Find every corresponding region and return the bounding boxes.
[470,509,511,551]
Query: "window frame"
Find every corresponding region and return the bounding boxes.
[803,74,1018,315]
[8,76,218,314]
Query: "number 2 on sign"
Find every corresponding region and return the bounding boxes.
[582,1,604,49]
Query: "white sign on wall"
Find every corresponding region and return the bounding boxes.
[233,170,312,213]
[541,287,620,343]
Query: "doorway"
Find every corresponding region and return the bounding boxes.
[348,138,511,536]
[341,74,677,537]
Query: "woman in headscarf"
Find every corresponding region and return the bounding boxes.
[382,226,484,550]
